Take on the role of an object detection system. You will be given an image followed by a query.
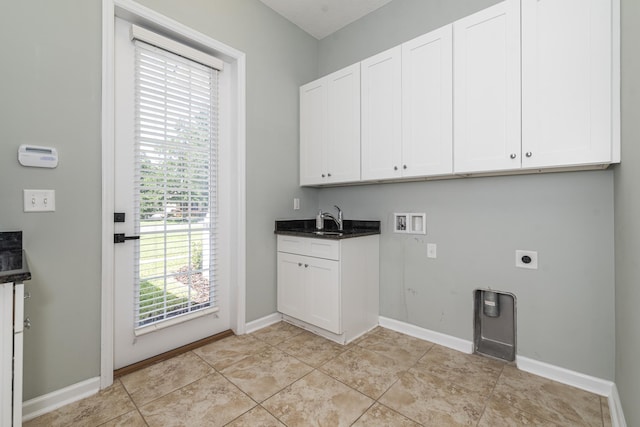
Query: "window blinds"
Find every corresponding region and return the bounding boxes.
[132,38,220,334]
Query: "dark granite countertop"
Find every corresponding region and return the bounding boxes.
[275,219,380,240]
[0,250,31,283]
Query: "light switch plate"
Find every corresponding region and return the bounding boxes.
[24,189,55,212]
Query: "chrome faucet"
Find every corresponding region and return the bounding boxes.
[322,205,343,231]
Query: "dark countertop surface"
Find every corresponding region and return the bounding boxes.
[0,250,31,284]
[275,219,380,240]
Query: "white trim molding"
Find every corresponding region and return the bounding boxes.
[378,316,473,354]
[101,0,246,388]
[608,384,628,427]
[516,356,614,397]
[378,316,625,426]
[22,377,100,422]
[245,313,283,334]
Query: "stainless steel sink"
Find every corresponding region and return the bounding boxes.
[313,231,344,236]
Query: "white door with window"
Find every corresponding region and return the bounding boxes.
[113,18,230,369]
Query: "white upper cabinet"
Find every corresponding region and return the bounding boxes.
[300,63,361,186]
[453,0,521,174]
[299,0,619,185]
[300,80,326,185]
[402,25,454,177]
[361,46,403,181]
[521,0,618,168]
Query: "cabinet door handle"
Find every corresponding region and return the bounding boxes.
[321,174,325,178]
[525,152,533,158]
[394,166,398,171]
[403,165,407,170]
[327,173,332,177]
[304,264,309,268]
[298,262,302,267]
[509,153,517,159]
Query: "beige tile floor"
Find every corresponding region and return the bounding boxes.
[25,322,612,427]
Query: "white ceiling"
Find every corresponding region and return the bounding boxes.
[260,0,395,40]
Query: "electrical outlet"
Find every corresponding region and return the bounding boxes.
[293,198,300,210]
[515,250,538,269]
[427,243,437,259]
[23,189,55,212]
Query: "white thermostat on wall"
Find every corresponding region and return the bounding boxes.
[18,144,59,168]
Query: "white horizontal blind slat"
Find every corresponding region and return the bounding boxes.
[132,39,219,330]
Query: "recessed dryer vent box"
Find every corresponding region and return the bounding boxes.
[394,213,426,234]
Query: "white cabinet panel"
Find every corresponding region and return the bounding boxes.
[305,258,340,334]
[0,284,12,427]
[361,46,402,180]
[402,25,453,177]
[277,253,306,322]
[453,0,521,174]
[326,64,361,183]
[300,64,360,186]
[277,235,379,343]
[522,0,615,168]
[299,81,326,185]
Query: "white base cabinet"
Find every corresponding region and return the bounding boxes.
[277,235,379,344]
[1,283,23,427]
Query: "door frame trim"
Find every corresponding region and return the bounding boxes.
[100,0,247,389]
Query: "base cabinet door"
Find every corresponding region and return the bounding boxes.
[305,258,340,334]
[276,253,306,322]
[0,283,12,427]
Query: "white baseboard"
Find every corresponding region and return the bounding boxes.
[378,316,626,425]
[245,312,282,334]
[608,384,628,427]
[22,377,100,422]
[516,356,614,397]
[378,316,473,354]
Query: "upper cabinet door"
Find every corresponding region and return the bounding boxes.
[300,79,327,186]
[361,46,403,181]
[326,63,361,184]
[521,0,616,168]
[300,64,361,186]
[402,25,453,178]
[453,0,521,174]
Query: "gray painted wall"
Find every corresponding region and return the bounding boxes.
[0,0,103,401]
[317,0,616,379]
[0,0,318,400]
[615,0,640,424]
[318,0,502,76]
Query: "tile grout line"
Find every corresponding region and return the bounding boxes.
[113,377,150,427]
